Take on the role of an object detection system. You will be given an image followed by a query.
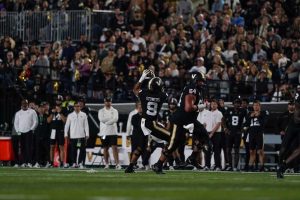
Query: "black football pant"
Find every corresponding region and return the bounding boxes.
[131,134,149,166]
[144,120,170,142]
[279,121,300,167]
[226,133,242,168]
[242,132,250,169]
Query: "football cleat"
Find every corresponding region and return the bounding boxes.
[152,163,165,174]
[124,166,135,173]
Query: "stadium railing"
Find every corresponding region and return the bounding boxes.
[0,10,115,42]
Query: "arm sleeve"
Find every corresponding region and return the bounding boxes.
[126,111,134,136]
[98,109,109,123]
[64,114,71,137]
[14,112,19,133]
[106,109,119,125]
[217,112,223,123]
[84,114,89,137]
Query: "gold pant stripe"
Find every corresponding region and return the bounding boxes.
[168,124,177,150]
[153,121,170,136]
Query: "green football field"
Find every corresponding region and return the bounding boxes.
[0,168,300,200]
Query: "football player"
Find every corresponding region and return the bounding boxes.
[153,72,206,174]
[224,98,247,171]
[125,70,169,173]
[277,86,300,178]
[243,100,269,171]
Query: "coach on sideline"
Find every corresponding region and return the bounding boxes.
[14,99,38,167]
[64,101,89,168]
[98,96,121,169]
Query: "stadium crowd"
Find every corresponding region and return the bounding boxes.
[0,0,300,103]
[0,0,300,174]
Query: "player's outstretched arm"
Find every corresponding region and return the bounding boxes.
[133,82,142,96]
[133,69,154,96]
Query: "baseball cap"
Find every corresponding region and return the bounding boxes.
[104,96,112,102]
[196,57,204,62]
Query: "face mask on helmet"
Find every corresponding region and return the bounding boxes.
[148,77,164,92]
[191,72,206,87]
[145,69,155,80]
[169,98,178,110]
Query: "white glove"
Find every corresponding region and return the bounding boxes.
[197,103,206,110]
[138,69,150,83]
[183,123,194,133]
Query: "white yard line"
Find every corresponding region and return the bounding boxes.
[0,194,48,200]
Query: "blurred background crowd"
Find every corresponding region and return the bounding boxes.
[0,0,300,105]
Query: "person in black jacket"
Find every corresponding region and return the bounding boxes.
[277,89,300,178]
[277,100,295,140]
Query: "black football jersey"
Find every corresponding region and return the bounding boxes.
[244,110,269,133]
[295,91,300,104]
[170,83,203,125]
[139,89,168,121]
[161,109,176,125]
[226,108,247,132]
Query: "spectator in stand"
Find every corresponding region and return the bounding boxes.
[1,0,300,103]
[189,57,206,75]
[101,46,116,74]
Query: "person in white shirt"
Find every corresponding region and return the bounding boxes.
[189,57,207,77]
[14,99,38,167]
[208,99,223,170]
[131,29,146,52]
[98,97,121,169]
[64,101,89,168]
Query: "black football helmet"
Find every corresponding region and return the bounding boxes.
[233,98,241,105]
[145,69,155,80]
[148,77,164,92]
[169,97,178,105]
[190,72,206,89]
[168,97,178,110]
[191,72,205,83]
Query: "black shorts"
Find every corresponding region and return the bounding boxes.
[249,132,264,150]
[50,130,64,146]
[101,135,118,147]
[226,132,242,149]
